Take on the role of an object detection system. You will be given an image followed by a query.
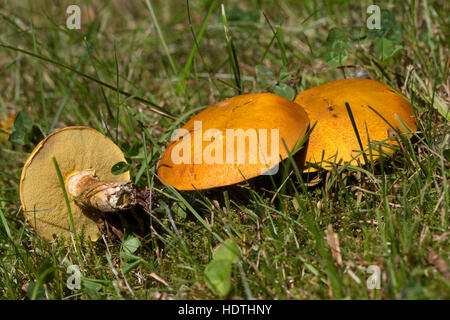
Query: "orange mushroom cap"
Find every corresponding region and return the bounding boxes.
[294,78,417,171]
[158,93,310,190]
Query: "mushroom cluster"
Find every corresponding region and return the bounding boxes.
[159,78,417,188]
[19,78,417,241]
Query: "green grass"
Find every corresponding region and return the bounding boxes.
[0,0,449,300]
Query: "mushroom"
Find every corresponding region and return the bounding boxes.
[20,126,136,241]
[157,93,309,190]
[293,79,417,171]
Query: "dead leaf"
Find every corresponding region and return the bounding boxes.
[428,249,449,280]
[326,224,342,266]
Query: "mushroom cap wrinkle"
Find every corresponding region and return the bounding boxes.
[158,93,310,190]
[20,126,130,241]
[294,79,417,171]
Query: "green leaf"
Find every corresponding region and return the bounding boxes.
[8,128,27,145]
[218,4,259,23]
[174,202,187,220]
[111,161,131,175]
[122,235,141,254]
[8,111,33,145]
[325,44,348,67]
[120,251,141,261]
[375,38,402,61]
[213,238,240,264]
[256,64,276,88]
[37,261,55,284]
[350,29,365,42]
[82,278,103,300]
[326,28,348,46]
[274,83,295,100]
[204,259,232,298]
[324,28,349,67]
[367,9,402,44]
[444,149,450,162]
[122,259,141,274]
[13,111,33,132]
[27,281,45,300]
[278,67,290,82]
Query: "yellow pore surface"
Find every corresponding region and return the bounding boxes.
[20,127,130,241]
[294,79,417,171]
[158,93,310,190]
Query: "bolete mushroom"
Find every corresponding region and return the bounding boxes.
[293,79,417,171]
[158,93,309,190]
[20,126,136,241]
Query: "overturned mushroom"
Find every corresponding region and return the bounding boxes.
[158,93,309,190]
[294,79,417,171]
[19,126,136,241]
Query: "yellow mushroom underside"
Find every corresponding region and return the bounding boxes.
[294,79,417,171]
[20,127,130,241]
[158,93,309,190]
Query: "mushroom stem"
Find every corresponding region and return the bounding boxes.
[66,169,136,212]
